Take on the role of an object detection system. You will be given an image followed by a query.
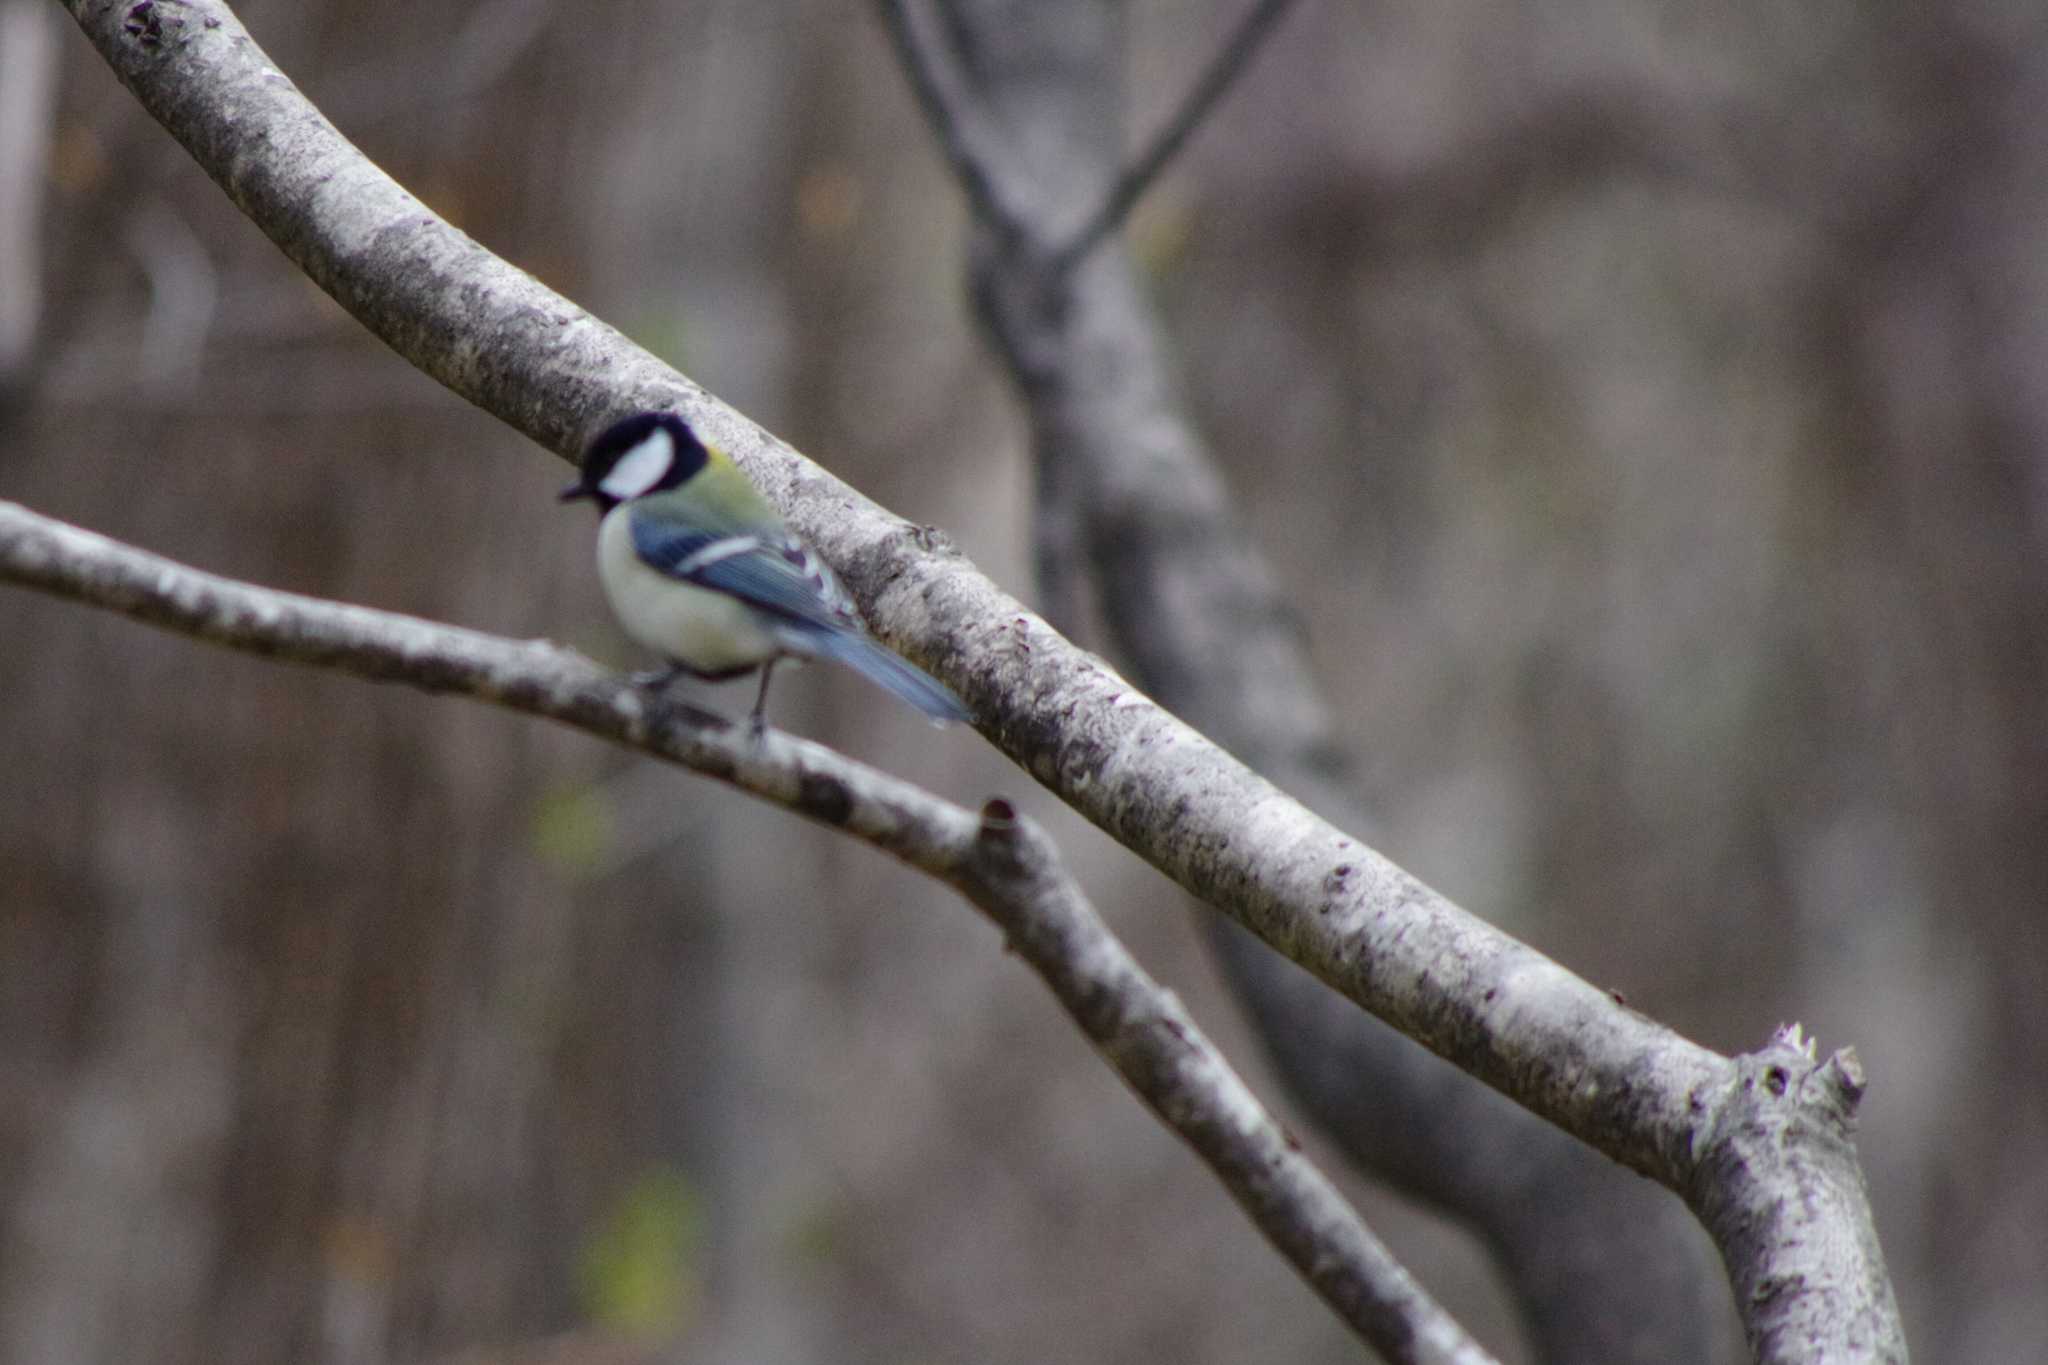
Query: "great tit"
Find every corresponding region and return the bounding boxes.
[560,411,969,730]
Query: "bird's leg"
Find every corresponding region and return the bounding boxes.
[748,658,778,737]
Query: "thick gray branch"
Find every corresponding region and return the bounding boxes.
[1694,1030,1902,1362]
[0,497,1492,1365]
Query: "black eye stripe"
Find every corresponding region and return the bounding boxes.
[579,412,711,498]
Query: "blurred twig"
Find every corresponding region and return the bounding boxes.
[874,0,1033,246]
[0,497,1496,1365]
[123,196,218,394]
[880,0,1300,274]
[1047,0,1298,275]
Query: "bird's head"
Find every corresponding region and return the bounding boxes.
[560,411,710,513]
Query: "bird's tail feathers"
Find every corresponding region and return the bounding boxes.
[807,629,970,725]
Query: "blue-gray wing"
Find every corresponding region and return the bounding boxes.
[627,505,970,724]
[627,508,851,635]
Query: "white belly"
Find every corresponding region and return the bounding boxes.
[597,507,780,673]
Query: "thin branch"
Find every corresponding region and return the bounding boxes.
[874,0,1034,247]
[0,498,1496,1365]
[1048,0,1301,275]
[1696,1027,1899,1364]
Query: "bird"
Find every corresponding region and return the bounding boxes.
[559,410,969,731]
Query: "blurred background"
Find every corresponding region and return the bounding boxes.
[3,1,2044,1361]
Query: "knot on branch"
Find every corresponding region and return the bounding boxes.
[1692,1023,1870,1189]
[970,795,1031,876]
[123,2,175,48]
[1761,1022,1868,1127]
[1686,1027,1899,1359]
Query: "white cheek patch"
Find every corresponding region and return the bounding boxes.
[598,427,676,500]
